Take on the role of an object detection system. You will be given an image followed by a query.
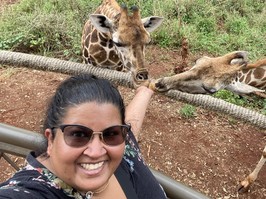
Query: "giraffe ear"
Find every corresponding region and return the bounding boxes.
[90,14,114,33]
[142,16,163,33]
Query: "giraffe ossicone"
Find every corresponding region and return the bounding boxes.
[81,0,163,87]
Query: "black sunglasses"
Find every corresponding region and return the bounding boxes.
[52,124,130,147]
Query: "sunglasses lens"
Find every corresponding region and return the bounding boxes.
[59,125,129,147]
[63,125,92,147]
[102,126,128,146]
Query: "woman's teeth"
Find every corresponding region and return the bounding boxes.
[80,161,104,170]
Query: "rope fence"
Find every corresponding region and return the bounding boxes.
[0,50,265,129]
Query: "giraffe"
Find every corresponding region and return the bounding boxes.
[238,145,266,193]
[153,51,250,94]
[81,0,163,86]
[226,58,266,97]
[152,51,266,97]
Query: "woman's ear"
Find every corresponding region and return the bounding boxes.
[45,129,54,156]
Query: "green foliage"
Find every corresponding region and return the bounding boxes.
[1,0,265,59]
[213,90,266,115]
[179,104,196,119]
[120,0,266,59]
[224,17,249,34]
[196,18,216,34]
[0,0,99,60]
[213,90,247,106]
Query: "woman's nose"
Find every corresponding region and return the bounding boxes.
[83,134,106,157]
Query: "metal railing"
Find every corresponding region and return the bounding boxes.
[0,123,210,199]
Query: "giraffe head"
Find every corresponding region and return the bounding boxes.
[89,5,163,86]
[153,51,249,94]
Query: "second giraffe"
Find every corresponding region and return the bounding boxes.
[81,0,163,87]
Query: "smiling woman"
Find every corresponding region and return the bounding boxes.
[0,73,167,199]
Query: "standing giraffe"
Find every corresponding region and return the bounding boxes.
[81,0,163,86]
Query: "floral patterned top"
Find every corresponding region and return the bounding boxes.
[0,131,166,199]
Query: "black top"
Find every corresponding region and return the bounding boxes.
[0,131,167,199]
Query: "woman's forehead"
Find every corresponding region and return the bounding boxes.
[63,102,122,123]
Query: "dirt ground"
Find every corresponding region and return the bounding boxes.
[0,1,266,199]
[1,45,266,199]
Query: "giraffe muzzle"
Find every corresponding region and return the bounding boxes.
[135,68,149,81]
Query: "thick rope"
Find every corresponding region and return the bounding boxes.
[0,50,133,88]
[0,50,265,129]
[166,91,266,129]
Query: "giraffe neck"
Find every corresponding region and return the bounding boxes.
[237,64,266,89]
[81,1,124,70]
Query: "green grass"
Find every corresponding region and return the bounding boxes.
[213,90,266,115]
[0,0,99,61]
[1,0,265,59]
[179,104,197,119]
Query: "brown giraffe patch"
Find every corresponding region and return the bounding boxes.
[109,50,119,62]
[253,68,265,79]
[90,29,99,43]
[93,49,107,61]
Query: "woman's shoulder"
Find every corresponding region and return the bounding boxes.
[122,131,167,199]
[0,168,68,199]
[124,130,149,169]
[0,169,43,198]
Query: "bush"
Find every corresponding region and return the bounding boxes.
[0,0,98,60]
[225,17,249,34]
[0,0,265,59]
